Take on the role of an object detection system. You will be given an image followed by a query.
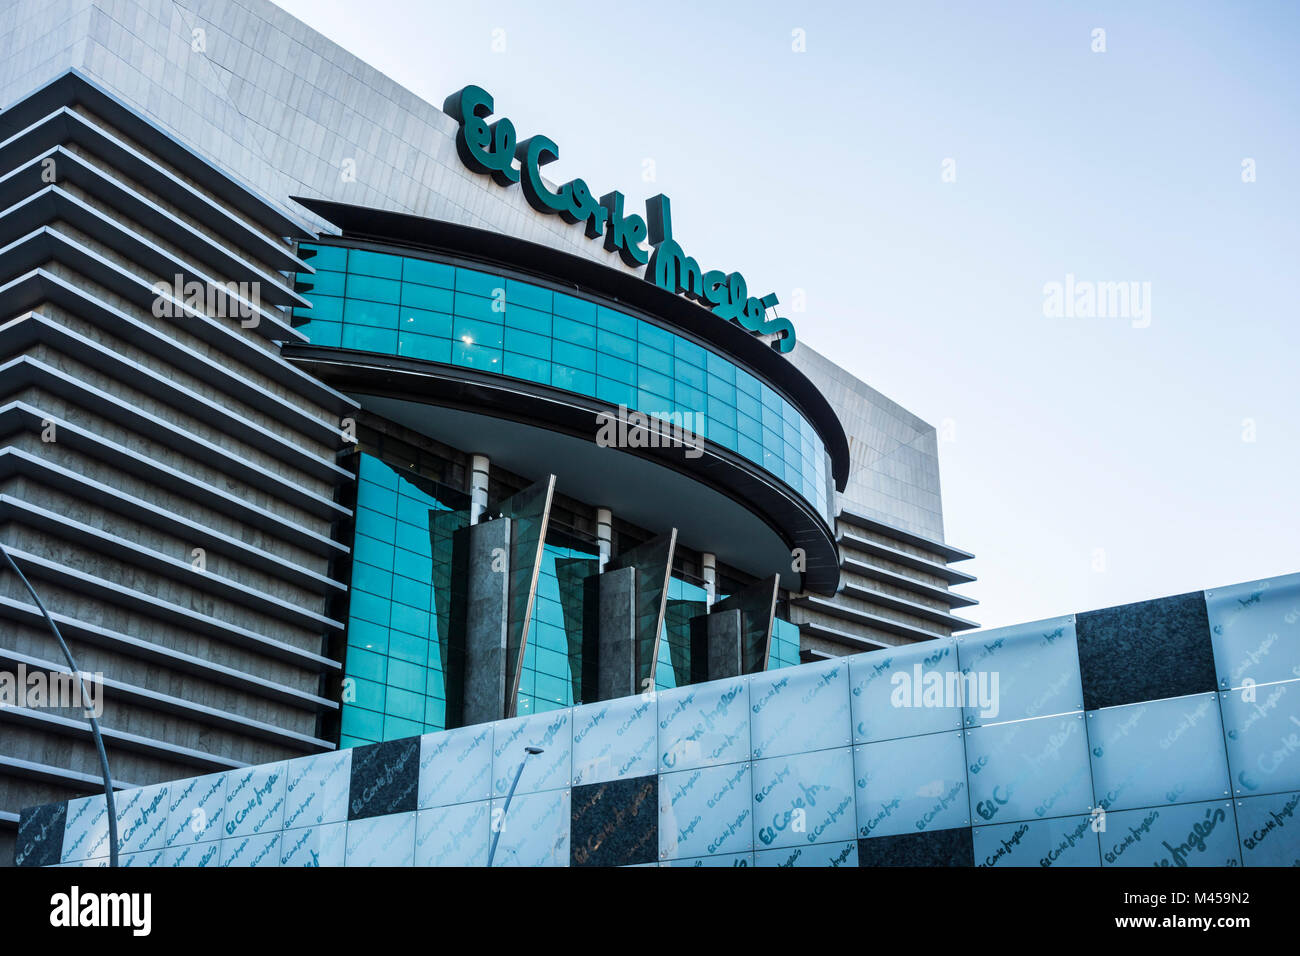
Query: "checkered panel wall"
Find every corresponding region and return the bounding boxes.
[16,573,1300,867]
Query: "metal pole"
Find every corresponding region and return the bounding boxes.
[487,746,542,867]
[0,543,118,867]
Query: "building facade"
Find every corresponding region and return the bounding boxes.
[0,0,977,864]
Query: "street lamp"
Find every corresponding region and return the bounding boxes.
[487,745,543,867]
[0,543,118,867]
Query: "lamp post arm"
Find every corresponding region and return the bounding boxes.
[1,544,119,867]
[487,758,529,867]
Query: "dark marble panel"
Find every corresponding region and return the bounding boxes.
[348,736,420,821]
[16,800,67,867]
[1076,592,1215,710]
[570,774,657,867]
[858,827,973,867]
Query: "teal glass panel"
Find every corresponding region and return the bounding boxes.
[639,322,674,353]
[343,299,399,330]
[674,382,704,411]
[455,267,505,298]
[341,454,469,747]
[503,303,552,335]
[340,707,383,744]
[348,592,390,629]
[515,532,599,716]
[553,315,597,347]
[346,647,386,683]
[709,423,737,449]
[596,305,637,338]
[307,270,346,297]
[596,329,637,363]
[453,291,502,323]
[347,273,401,304]
[452,316,504,349]
[552,366,595,395]
[347,617,387,653]
[304,244,347,271]
[300,319,342,347]
[398,334,452,363]
[398,306,453,337]
[401,283,454,313]
[769,618,800,670]
[504,278,552,311]
[402,257,455,289]
[452,341,502,369]
[503,327,551,358]
[348,248,402,279]
[637,366,674,399]
[341,324,397,354]
[596,352,635,383]
[706,375,736,405]
[350,677,385,712]
[552,340,596,371]
[638,344,674,379]
[503,351,551,385]
[553,291,597,323]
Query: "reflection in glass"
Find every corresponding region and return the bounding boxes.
[342,454,470,745]
[711,574,779,674]
[294,243,831,517]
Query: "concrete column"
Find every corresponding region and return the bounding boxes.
[469,454,490,525]
[705,609,742,681]
[701,552,717,608]
[596,507,613,571]
[463,517,510,725]
[597,565,636,700]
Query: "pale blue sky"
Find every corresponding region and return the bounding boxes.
[271,0,1299,628]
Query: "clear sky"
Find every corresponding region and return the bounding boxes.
[270,0,1299,628]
